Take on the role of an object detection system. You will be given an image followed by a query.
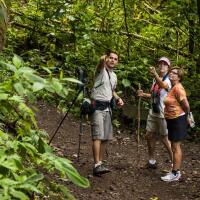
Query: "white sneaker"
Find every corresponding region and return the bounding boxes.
[161,171,181,182]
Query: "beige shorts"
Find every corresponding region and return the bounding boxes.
[146,114,168,136]
[91,110,113,140]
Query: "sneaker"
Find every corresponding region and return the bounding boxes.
[161,171,181,182]
[93,164,110,176]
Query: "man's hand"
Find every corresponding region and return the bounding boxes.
[100,55,107,62]
[117,98,124,107]
[149,66,157,77]
[137,89,144,97]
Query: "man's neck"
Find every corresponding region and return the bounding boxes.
[106,66,114,72]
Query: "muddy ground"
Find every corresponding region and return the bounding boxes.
[36,102,200,200]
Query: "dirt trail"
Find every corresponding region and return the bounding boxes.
[36,102,200,200]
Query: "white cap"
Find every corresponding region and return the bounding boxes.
[158,57,170,67]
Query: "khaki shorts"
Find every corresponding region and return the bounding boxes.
[146,114,168,136]
[91,110,113,140]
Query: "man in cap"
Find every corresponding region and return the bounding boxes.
[138,57,173,169]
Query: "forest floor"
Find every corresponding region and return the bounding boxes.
[36,102,200,200]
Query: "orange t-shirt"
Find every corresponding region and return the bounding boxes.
[164,83,187,119]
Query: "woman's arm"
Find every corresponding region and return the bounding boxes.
[150,67,169,90]
[180,98,190,115]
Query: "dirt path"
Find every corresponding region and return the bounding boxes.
[36,102,200,200]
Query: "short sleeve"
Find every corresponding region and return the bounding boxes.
[175,85,186,102]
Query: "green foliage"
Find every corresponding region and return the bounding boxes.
[6,0,199,98]
[0,56,89,199]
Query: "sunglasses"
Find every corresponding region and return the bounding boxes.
[170,71,178,75]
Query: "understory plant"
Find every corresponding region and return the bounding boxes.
[0,55,89,199]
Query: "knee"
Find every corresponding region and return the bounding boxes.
[171,143,181,153]
[146,132,155,140]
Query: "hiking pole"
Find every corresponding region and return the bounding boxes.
[77,112,83,162]
[137,83,141,167]
[48,87,83,145]
[77,84,87,162]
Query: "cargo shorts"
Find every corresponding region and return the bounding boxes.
[146,114,168,136]
[91,110,113,140]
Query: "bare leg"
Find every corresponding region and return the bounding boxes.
[92,139,101,164]
[161,135,173,162]
[146,131,156,160]
[171,142,182,170]
[100,140,108,161]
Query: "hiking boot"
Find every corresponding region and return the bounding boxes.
[161,171,181,182]
[93,164,110,176]
[147,162,157,169]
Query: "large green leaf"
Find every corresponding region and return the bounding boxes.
[23,73,44,83]
[122,79,131,88]
[14,82,25,96]
[62,77,83,85]
[0,61,16,72]
[57,185,76,200]
[32,82,45,92]
[12,54,23,68]
[0,92,8,100]
[25,174,44,183]
[51,78,63,92]
[18,67,35,74]
[10,188,29,200]
[8,95,24,103]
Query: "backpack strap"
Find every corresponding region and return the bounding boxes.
[105,68,114,92]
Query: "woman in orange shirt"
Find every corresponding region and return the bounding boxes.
[161,67,191,182]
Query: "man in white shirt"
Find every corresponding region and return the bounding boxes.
[91,51,124,176]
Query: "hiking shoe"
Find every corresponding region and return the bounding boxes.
[161,171,181,182]
[147,162,157,169]
[93,164,110,176]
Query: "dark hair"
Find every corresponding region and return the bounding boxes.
[170,66,184,82]
[105,50,119,58]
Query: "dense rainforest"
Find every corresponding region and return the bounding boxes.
[0,0,199,199]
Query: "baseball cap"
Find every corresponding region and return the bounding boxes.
[158,57,170,67]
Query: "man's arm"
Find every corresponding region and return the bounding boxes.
[137,90,151,98]
[149,67,169,90]
[113,91,124,107]
[95,55,106,75]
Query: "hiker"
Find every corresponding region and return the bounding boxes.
[161,67,191,182]
[90,51,124,176]
[137,57,173,169]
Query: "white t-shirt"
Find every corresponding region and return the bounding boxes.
[91,67,117,101]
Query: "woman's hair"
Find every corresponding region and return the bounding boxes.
[170,66,185,82]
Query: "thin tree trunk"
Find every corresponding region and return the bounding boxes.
[122,0,130,58]
[196,0,200,73]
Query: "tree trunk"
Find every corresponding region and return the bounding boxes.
[196,0,200,73]
[0,0,7,51]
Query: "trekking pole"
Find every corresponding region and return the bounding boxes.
[77,112,83,162]
[137,83,141,167]
[77,84,88,162]
[137,83,141,143]
[48,87,83,145]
